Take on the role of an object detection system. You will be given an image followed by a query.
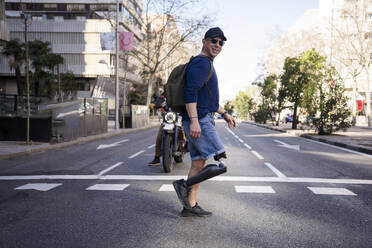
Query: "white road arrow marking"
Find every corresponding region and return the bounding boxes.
[274,139,300,151]
[56,109,84,119]
[97,139,128,150]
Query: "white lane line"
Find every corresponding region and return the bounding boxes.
[86,184,129,191]
[235,186,276,194]
[128,150,145,159]
[307,187,357,196]
[98,162,124,176]
[304,138,372,158]
[244,143,252,150]
[251,150,264,160]
[15,183,62,191]
[147,144,155,149]
[225,126,235,134]
[264,162,287,178]
[159,184,175,191]
[2,175,372,185]
[274,139,286,145]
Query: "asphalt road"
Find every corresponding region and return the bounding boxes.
[1,121,372,248]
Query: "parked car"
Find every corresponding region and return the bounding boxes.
[285,114,293,123]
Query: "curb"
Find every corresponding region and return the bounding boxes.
[0,123,159,160]
[245,121,372,156]
[300,134,372,155]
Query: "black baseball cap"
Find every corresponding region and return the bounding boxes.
[204,27,227,41]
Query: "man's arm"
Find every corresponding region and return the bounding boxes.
[185,102,201,139]
[217,105,237,129]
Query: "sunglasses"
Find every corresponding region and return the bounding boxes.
[210,39,225,47]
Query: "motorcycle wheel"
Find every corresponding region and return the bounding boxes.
[162,134,173,173]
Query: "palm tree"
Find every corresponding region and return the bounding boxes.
[1,39,25,98]
[28,40,52,96]
[44,53,64,101]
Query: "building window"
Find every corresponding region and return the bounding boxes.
[57,4,67,11]
[27,3,43,11]
[5,3,21,11]
[76,16,86,21]
[89,4,116,12]
[54,16,64,21]
[67,4,85,11]
[44,4,57,11]
[32,15,43,20]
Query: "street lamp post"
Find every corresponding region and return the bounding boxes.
[21,8,31,144]
[115,0,119,129]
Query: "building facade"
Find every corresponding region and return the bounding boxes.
[0,0,10,45]
[1,0,144,108]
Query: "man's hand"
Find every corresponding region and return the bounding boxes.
[223,113,237,129]
[189,119,201,139]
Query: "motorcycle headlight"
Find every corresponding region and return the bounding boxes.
[164,112,177,124]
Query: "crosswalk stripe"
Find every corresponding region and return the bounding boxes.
[159,184,175,191]
[86,184,129,191]
[15,183,62,191]
[235,186,276,194]
[307,187,357,196]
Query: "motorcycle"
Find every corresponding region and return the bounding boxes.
[160,108,188,173]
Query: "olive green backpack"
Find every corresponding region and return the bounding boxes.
[164,55,213,113]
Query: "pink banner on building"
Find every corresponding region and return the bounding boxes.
[119,32,134,51]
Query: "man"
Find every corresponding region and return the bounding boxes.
[148,93,166,166]
[172,27,236,217]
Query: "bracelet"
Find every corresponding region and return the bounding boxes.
[221,111,228,117]
[190,116,198,119]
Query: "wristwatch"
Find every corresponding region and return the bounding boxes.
[221,111,228,118]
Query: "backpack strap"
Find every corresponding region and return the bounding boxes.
[202,60,214,97]
[190,55,214,97]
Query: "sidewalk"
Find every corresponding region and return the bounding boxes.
[245,121,372,156]
[0,119,160,160]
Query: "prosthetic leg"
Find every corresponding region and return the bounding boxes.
[185,152,227,187]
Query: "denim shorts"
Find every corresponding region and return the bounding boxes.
[182,113,225,161]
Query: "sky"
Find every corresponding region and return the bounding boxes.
[199,0,319,102]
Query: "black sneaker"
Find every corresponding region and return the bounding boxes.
[172,179,191,209]
[181,203,212,217]
[148,157,160,166]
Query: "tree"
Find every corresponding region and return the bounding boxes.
[1,39,25,97]
[279,56,304,129]
[60,71,77,101]
[44,53,64,101]
[331,0,372,126]
[132,0,212,107]
[128,83,148,105]
[232,90,255,120]
[28,40,53,96]
[303,65,351,134]
[257,74,284,125]
[223,101,234,115]
[28,40,67,100]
